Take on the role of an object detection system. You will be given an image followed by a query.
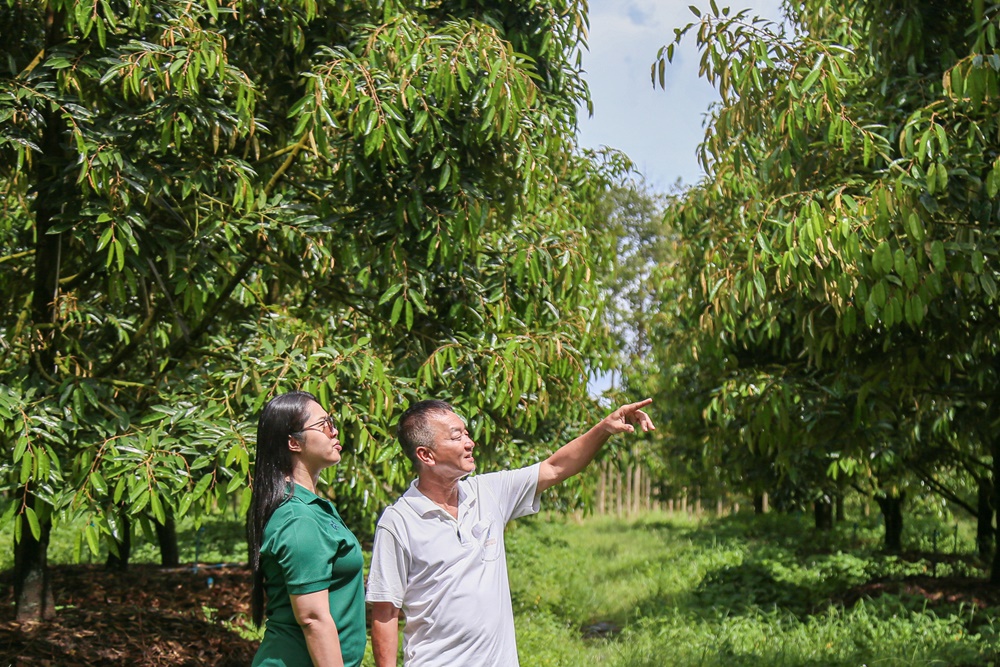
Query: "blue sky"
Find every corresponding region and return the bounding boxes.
[578,1,785,396]
[577,0,785,189]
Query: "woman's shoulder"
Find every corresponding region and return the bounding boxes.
[263,494,310,531]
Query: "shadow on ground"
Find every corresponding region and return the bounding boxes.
[0,564,257,666]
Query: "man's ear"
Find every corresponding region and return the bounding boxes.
[415,445,435,467]
[288,435,303,453]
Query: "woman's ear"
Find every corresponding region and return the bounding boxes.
[287,434,302,453]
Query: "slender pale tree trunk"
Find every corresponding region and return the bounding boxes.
[597,464,607,515]
[625,464,633,517]
[615,469,623,518]
[632,465,641,515]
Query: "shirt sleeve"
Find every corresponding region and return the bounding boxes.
[365,513,408,607]
[271,511,335,596]
[482,462,540,524]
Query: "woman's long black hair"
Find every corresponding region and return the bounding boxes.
[247,390,317,627]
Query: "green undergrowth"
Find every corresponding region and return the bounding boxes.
[0,497,252,571]
[2,505,997,666]
[506,511,998,667]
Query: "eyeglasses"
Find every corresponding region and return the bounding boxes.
[301,415,336,434]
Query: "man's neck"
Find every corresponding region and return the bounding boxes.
[416,473,461,518]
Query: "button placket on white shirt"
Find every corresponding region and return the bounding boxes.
[454,491,478,546]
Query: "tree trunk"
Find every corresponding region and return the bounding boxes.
[992,436,1000,584]
[835,492,845,523]
[753,493,769,514]
[615,469,623,518]
[632,465,642,515]
[14,502,55,621]
[15,3,69,622]
[643,473,651,512]
[977,477,994,562]
[155,514,179,567]
[597,464,607,515]
[625,464,634,517]
[814,498,833,531]
[876,493,905,553]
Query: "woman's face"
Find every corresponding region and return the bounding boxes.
[291,400,342,470]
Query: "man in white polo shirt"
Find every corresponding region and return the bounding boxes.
[366,398,655,667]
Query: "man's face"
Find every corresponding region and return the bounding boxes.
[423,410,476,478]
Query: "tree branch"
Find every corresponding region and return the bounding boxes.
[913,465,978,517]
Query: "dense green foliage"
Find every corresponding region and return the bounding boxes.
[634,0,1000,574]
[0,0,624,618]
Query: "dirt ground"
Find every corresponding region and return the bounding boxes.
[837,572,1000,609]
[0,564,257,666]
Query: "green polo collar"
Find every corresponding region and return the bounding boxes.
[286,482,335,514]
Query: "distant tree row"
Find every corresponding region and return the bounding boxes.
[0,0,625,621]
[620,0,1000,583]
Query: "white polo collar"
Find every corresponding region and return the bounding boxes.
[401,477,478,518]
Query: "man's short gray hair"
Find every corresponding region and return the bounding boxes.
[397,399,455,469]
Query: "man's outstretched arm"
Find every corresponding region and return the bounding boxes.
[371,602,401,667]
[537,398,655,494]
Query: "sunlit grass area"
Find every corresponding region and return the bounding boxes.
[507,511,997,667]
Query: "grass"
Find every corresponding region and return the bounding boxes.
[504,511,997,667]
[2,506,997,666]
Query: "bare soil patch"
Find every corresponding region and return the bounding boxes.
[837,573,1000,610]
[0,564,257,666]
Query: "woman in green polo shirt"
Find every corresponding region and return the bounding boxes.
[248,391,366,667]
